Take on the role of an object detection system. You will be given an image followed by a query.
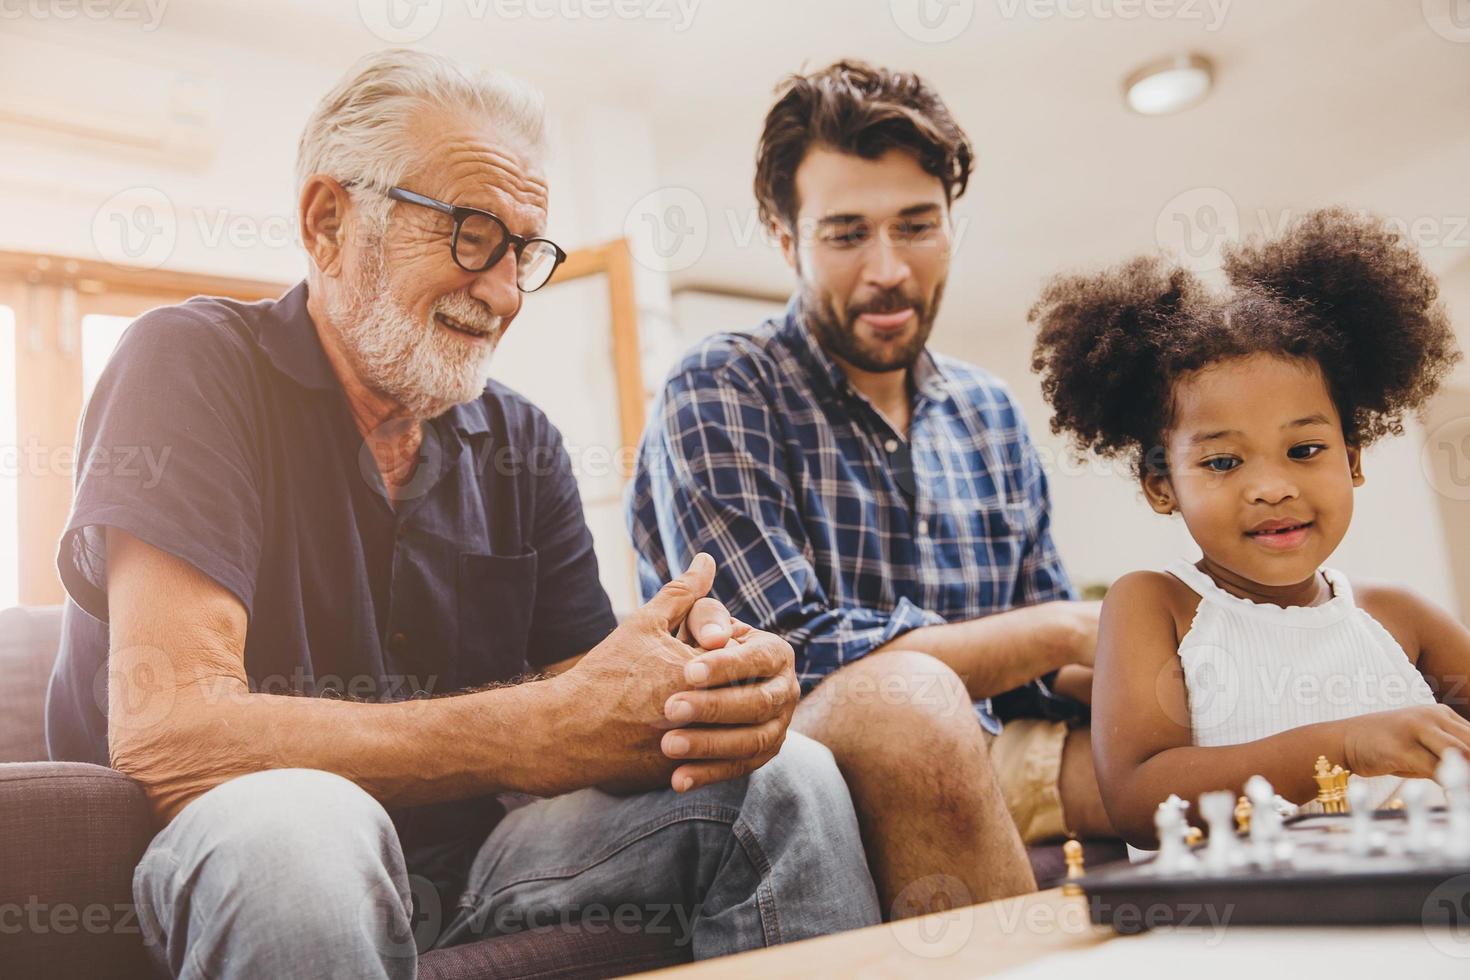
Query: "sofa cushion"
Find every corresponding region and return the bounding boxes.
[0,605,64,763]
[0,762,159,979]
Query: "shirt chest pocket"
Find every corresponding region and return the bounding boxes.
[457,549,538,686]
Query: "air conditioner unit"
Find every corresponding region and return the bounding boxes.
[0,33,215,167]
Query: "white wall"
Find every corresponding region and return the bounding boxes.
[668,289,784,347]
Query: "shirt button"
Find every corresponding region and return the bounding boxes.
[917,519,930,536]
[884,438,899,453]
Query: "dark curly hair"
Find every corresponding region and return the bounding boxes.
[1029,207,1460,478]
[754,60,974,232]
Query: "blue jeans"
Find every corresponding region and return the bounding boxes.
[133,732,880,978]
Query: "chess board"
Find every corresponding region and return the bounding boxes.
[1078,809,1470,932]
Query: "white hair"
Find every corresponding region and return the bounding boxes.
[296,48,548,231]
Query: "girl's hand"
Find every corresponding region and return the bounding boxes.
[1343,704,1470,778]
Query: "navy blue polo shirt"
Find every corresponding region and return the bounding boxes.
[45,280,617,862]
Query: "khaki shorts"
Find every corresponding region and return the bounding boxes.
[983,718,1071,845]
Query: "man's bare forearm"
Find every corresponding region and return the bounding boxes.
[110,666,586,823]
[872,602,1084,699]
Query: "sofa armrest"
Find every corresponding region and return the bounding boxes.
[0,762,160,979]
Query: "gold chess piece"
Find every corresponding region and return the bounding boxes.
[1062,838,1085,897]
[1234,794,1252,834]
[1313,756,1353,814]
[1185,826,1204,847]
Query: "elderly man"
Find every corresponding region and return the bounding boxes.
[44,50,878,978]
[629,61,1116,916]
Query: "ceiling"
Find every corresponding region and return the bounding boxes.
[113,0,1470,366]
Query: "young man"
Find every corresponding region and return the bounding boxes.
[629,61,1114,915]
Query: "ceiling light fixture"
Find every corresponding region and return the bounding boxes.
[1123,54,1214,116]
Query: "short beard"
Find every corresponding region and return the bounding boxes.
[328,240,502,421]
[798,275,944,374]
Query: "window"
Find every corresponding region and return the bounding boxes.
[81,314,133,405]
[0,255,286,605]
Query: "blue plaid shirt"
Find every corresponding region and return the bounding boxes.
[627,299,1077,734]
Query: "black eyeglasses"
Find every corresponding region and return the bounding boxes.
[344,181,566,292]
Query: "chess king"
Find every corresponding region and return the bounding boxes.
[1030,207,1470,849]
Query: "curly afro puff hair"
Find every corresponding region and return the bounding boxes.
[1029,207,1460,478]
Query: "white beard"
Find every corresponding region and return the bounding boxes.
[330,244,503,420]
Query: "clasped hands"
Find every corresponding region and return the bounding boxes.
[553,553,802,796]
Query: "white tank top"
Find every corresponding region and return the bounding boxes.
[1169,558,1441,810]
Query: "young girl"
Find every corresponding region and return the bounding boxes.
[1030,207,1470,848]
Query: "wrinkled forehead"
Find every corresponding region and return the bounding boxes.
[401,108,551,236]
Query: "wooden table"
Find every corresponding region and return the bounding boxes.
[636,887,1120,979]
[637,885,1470,978]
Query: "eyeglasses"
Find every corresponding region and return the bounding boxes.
[344,181,567,292]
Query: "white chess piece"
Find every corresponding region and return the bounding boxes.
[1403,780,1434,856]
[1270,795,1300,821]
[1199,790,1239,873]
[1346,779,1378,857]
[1154,795,1199,875]
[1246,775,1281,867]
[1436,750,1470,861]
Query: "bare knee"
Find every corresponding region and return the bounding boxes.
[795,651,981,766]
